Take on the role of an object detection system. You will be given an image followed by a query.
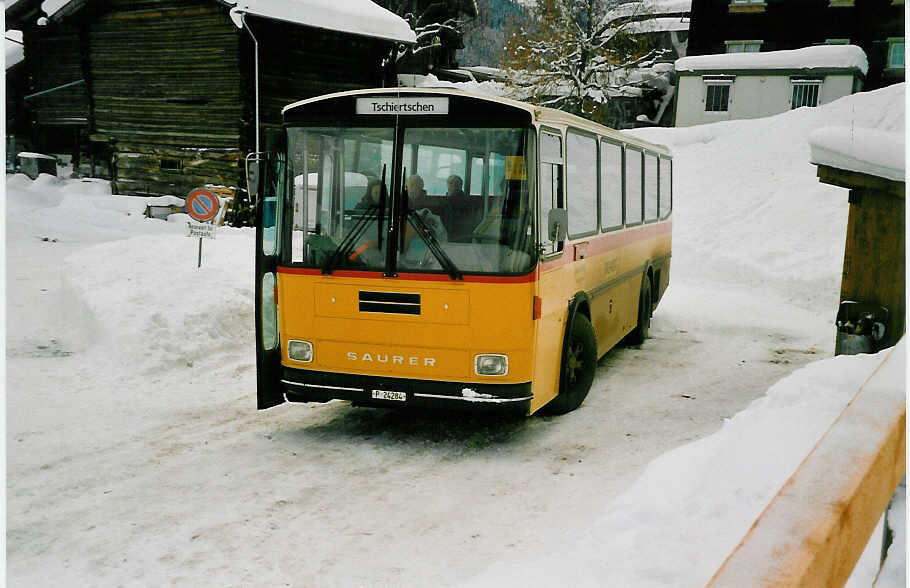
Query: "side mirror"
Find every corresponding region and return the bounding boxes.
[245,154,262,200]
[547,208,568,243]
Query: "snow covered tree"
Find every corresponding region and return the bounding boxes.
[379,1,479,71]
[503,0,668,123]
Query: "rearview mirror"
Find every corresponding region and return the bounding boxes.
[245,154,262,199]
[547,208,568,243]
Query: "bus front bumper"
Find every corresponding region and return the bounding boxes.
[281,367,532,414]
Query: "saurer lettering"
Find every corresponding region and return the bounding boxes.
[347,352,436,367]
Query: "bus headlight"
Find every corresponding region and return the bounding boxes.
[475,354,508,376]
[288,340,314,362]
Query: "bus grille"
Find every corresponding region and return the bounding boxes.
[358,291,421,315]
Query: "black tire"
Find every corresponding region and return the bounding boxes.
[626,275,652,345]
[545,313,598,415]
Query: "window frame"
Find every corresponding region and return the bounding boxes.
[704,79,732,112]
[790,78,823,109]
[886,37,905,70]
[643,151,659,224]
[725,40,762,53]
[659,155,672,221]
[599,137,625,233]
[565,127,600,240]
[538,126,565,259]
[623,146,644,228]
[728,0,766,12]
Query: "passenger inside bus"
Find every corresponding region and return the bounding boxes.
[354,180,382,210]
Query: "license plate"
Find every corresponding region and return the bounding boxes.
[372,389,407,402]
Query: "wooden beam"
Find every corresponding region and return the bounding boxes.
[708,342,906,587]
[817,164,905,198]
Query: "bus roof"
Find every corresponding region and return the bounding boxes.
[282,87,671,157]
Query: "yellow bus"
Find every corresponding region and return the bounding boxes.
[249,88,672,415]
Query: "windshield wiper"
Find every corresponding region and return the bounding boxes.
[406,210,462,280]
[321,204,378,274]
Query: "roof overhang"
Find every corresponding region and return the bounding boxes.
[225,0,416,45]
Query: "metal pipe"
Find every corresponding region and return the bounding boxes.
[24,79,85,101]
[241,12,260,154]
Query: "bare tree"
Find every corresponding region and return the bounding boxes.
[503,0,667,122]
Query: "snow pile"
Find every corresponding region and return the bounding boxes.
[227,0,416,43]
[676,44,869,74]
[629,83,904,313]
[466,344,903,587]
[810,126,905,181]
[403,73,511,98]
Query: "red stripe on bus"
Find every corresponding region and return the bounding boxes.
[277,266,539,284]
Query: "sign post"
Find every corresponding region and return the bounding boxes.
[185,188,221,268]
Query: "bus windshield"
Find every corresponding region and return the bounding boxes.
[287,126,536,275]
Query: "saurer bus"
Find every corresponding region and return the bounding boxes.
[248,88,672,415]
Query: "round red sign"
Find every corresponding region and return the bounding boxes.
[185,188,221,223]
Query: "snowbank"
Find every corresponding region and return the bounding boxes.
[810,126,905,182]
[466,344,904,587]
[629,83,904,313]
[676,44,869,75]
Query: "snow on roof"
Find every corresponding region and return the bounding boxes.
[625,16,689,34]
[676,45,868,75]
[228,0,416,44]
[6,29,24,70]
[608,0,691,21]
[809,126,905,182]
[40,0,69,17]
[39,0,416,44]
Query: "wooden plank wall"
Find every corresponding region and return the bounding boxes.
[25,27,90,126]
[90,0,243,196]
[250,16,394,135]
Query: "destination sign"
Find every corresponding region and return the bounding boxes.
[356,97,449,115]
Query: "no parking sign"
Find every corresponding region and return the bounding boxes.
[186,188,221,223]
[184,188,221,268]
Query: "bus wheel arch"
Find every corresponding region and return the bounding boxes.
[545,295,597,415]
[626,270,652,345]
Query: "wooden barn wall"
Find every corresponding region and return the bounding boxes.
[249,17,395,136]
[90,0,243,196]
[24,26,90,128]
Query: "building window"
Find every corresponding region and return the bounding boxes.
[887,38,905,69]
[791,79,822,108]
[704,77,733,112]
[160,158,182,171]
[726,40,762,53]
[729,0,766,12]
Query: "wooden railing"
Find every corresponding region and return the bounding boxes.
[708,341,905,587]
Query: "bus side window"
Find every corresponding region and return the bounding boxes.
[600,140,623,230]
[469,156,484,196]
[659,156,672,219]
[644,152,658,222]
[539,131,564,255]
[625,147,643,226]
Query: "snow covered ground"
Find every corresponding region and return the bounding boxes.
[6,84,905,586]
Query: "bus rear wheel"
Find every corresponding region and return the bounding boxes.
[626,276,652,345]
[546,313,597,415]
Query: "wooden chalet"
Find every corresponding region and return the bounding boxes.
[5,0,415,217]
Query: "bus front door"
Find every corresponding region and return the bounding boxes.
[252,150,286,409]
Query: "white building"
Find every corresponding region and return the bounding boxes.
[673,45,868,127]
